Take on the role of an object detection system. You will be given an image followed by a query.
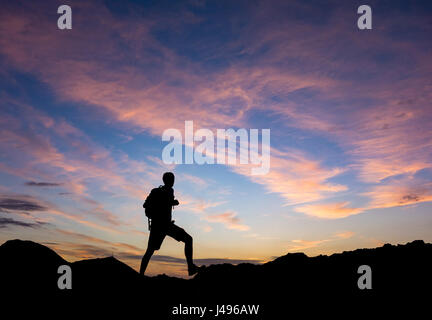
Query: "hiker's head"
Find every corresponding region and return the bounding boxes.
[162,172,175,187]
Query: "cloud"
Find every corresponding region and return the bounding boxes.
[364,179,432,209]
[45,229,146,263]
[0,194,48,213]
[288,231,355,252]
[202,225,213,232]
[55,228,144,253]
[173,195,248,232]
[233,148,347,205]
[294,202,363,219]
[0,193,124,234]
[288,239,329,252]
[345,104,432,184]
[180,173,208,188]
[204,211,250,231]
[183,197,226,214]
[25,181,62,187]
[0,217,47,229]
[334,231,355,239]
[48,242,117,261]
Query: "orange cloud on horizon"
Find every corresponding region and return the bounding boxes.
[294,202,363,219]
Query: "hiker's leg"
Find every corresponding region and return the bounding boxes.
[184,232,194,268]
[140,247,154,275]
[183,232,201,276]
[141,228,165,275]
[167,224,198,274]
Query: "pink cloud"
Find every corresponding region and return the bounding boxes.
[294,202,363,219]
[334,231,355,239]
[288,239,329,252]
[205,211,250,231]
[364,179,432,210]
[288,231,355,252]
[233,148,347,205]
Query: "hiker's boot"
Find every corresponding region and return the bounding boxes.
[188,264,204,276]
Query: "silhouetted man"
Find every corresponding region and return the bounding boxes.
[140,172,200,276]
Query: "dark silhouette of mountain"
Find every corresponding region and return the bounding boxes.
[1,239,430,316]
[72,256,141,291]
[0,239,67,291]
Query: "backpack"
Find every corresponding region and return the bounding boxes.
[143,186,165,220]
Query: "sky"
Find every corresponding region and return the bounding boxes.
[0,0,431,277]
